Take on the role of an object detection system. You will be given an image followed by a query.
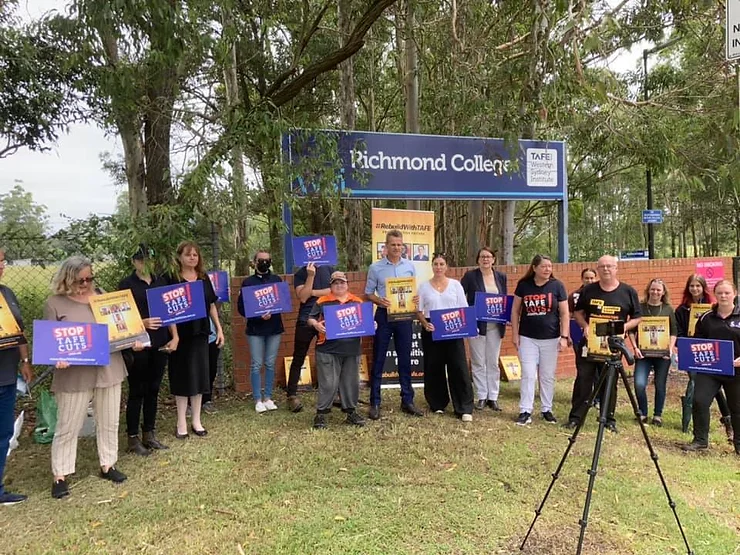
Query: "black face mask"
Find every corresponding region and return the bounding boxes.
[256,259,271,274]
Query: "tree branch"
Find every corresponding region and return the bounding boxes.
[269,0,398,107]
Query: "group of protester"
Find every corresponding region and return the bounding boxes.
[0,229,738,504]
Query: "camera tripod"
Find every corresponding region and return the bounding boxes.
[520,342,693,554]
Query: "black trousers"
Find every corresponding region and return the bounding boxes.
[568,349,617,425]
[692,373,740,450]
[126,349,168,435]
[202,341,221,404]
[421,330,474,415]
[687,372,730,417]
[287,321,317,397]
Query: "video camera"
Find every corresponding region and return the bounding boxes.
[594,320,635,365]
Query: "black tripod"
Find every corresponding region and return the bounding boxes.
[520,338,693,554]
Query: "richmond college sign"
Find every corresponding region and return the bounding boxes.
[285,130,567,200]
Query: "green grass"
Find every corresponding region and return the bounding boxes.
[2,378,738,555]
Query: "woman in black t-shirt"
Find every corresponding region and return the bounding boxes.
[682,280,740,455]
[510,255,569,426]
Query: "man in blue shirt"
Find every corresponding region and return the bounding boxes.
[365,230,422,419]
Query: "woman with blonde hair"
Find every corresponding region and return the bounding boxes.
[44,256,136,499]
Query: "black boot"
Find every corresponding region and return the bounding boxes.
[127,435,151,456]
[720,416,734,445]
[142,430,169,450]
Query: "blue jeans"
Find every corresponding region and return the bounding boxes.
[0,383,16,495]
[247,334,282,400]
[369,308,414,407]
[634,357,671,417]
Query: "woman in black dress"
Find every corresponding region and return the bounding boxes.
[167,241,224,438]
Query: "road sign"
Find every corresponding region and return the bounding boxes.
[642,209,663,224]
[728,0,740,61]
[620,250,649,261]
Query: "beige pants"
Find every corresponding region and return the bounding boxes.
[51,383,122,476]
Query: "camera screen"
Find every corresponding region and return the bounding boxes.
[594,320,625,336]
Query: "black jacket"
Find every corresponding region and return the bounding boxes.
[460,268,507,337]
[694,304,740,378]
[675,295,711,338]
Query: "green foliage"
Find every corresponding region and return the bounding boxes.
[0,183,50,260]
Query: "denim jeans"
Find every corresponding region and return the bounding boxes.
[0,383,17,495]
[247,334,282,401]
[633,357,671,417]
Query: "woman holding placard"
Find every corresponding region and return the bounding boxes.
[417,253,474,421]
[167,242,223,439]
[461,247,507,411]
[675,274,732,440]
[237,249,284,414]
[682,279,740,454]
[43,256,132,499]
[0,247,33,505]
[510,255,569,426]
[629,279,677,426]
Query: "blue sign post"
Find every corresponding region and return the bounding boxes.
[642,210,664,224]
[282,130,569,266]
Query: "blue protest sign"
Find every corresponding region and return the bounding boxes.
[474,293,513,323]
[430,306,479,340]
[323,302,375,340]
[677,337,735,376]
[146,280,207,325]
[207,271,230,303]
[32,320,110,365]
[292,235,338,266]
[241,281,292,317]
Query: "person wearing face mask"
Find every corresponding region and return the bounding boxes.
[682,279,740,455]
[237,250,285,413]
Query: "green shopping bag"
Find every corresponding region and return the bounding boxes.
[33,389,58,444]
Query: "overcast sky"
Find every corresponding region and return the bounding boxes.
[0,0,646,232]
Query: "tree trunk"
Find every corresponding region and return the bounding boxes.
[403,0,420,212]
[338,0,364,271]
[143,84,175,206]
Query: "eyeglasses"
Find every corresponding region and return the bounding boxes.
[76,276,95,285]
[596,264,616,270]
[256,258,271,264]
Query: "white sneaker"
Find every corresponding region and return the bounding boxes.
[255,401,267,413]
[461,414,473,422]
[264,399,278,411]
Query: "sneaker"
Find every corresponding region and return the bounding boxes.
[202,401,218,415]
[434,409,444,415]
[313,413,328,429]
[487,400,502,411]
[474,399,486,410]
[516,412,532,426]
[541,411,557,424]
[264,399,278,411]
[461,413,473,422]
[368,405,380,420]
[255,401,267,414]
[51,479,69,499]
[345,411,366,427]
[605,421,618,434]
[562,419,578,430]
[651,416,663,427]
[100,466,127,483]
[638,415,648,424]
[0,492,27,505]
[681,441,708,452]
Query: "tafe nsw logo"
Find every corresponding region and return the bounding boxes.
[54,325,92,353]
[336,304,362,330]
[162,286,191,315]
[526,148,558,187]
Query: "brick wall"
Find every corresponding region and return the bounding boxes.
[230,257,732,393]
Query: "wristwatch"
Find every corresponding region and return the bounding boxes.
[20,358,30,364]
[560,335,569,340]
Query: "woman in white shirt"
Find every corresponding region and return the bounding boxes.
[416,253,474,421]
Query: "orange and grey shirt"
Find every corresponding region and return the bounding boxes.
[309,292,364,356]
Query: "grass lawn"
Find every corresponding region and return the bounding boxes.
[2,377,738,555]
